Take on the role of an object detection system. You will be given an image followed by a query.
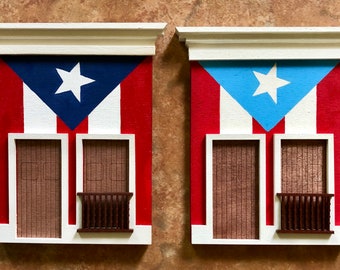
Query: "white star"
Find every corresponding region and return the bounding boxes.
[55,63,95,102]
[252,63,290,103]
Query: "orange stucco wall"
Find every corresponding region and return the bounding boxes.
[1,1,340,269]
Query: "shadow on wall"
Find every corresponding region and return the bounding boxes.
[192,244,340,265]
[2,243,147,268]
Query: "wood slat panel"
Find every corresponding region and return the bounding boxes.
[83,140,129,193]
[281,140,326,194]
[16,140,61,238]
[213,140,259,239]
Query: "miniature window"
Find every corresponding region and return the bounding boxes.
[274,134,334,234]
[8,134,68,240]
[0,23,164,245]
[76,134,135,233]
[204,134,265,243]
[177,26,340,245]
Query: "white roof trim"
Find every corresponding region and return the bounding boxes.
[0,23,166,55]
[176,27,340,60]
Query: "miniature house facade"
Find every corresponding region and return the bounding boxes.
[177,27,340,245]
[0,23,165,244]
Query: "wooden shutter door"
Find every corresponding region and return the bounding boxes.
[16,140,61,238]
[213,140,259,239]
[278,139,331,233]
[83,140,129,193]
[79,139,131,232]
[281,140,327,194]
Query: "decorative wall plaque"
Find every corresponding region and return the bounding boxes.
[0,23,165,244]
[177,27,340,245]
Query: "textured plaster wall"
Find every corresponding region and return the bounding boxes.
[1,0,340,269]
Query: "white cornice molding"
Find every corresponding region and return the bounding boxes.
[0,23,166,55]
[176,27,340,60]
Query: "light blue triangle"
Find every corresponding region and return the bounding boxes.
[200,60,339,131]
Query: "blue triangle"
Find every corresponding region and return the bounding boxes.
[200,60,339,131]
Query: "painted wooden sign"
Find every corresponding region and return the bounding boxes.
[0,23,165,244]
[177,27,340,245]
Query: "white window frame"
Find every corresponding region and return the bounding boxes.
[76,134,136,232]
[192,134,266,244]
[273,134,336,243]
[6,133,68,243]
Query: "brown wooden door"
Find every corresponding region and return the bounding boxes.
[79,139,131,232]
[279,139,329,233]
[213,140,259,239]
[281,140,327,194]
[16,140,61,238]
[83,140,129,193]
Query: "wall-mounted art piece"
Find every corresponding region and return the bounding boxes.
[0,23,166,244]
[177,27,340,245]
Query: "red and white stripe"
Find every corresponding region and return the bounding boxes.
[0,57,152,226]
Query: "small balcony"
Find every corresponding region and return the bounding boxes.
[77,192,133,233]
[277,193,334,234]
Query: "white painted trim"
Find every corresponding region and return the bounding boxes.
[192,225,340,245]
[0,225,151,244]
[176,27,340,60]
[0,23,166,55]
[201,134,266,244]
[7,133,68,242]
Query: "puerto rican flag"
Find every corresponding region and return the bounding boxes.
[0,56,152,226]
[191,60,340,226]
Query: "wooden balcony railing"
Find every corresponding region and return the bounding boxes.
[277,193,334,234]
[77,192,133,233]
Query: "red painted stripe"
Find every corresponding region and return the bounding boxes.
[57,117,88,225]
[191,62,220,225]
[317,64,340,225]
[0,59,24,223]
[253,118,285,226]
[121,57,152,225]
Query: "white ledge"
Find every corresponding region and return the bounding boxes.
[176,27,340,60]
[0,23,166,55]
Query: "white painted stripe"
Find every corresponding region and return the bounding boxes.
[24,84,56,133]
[88,85,120,134]
[220,86,253,134]
[285,86,316,134]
